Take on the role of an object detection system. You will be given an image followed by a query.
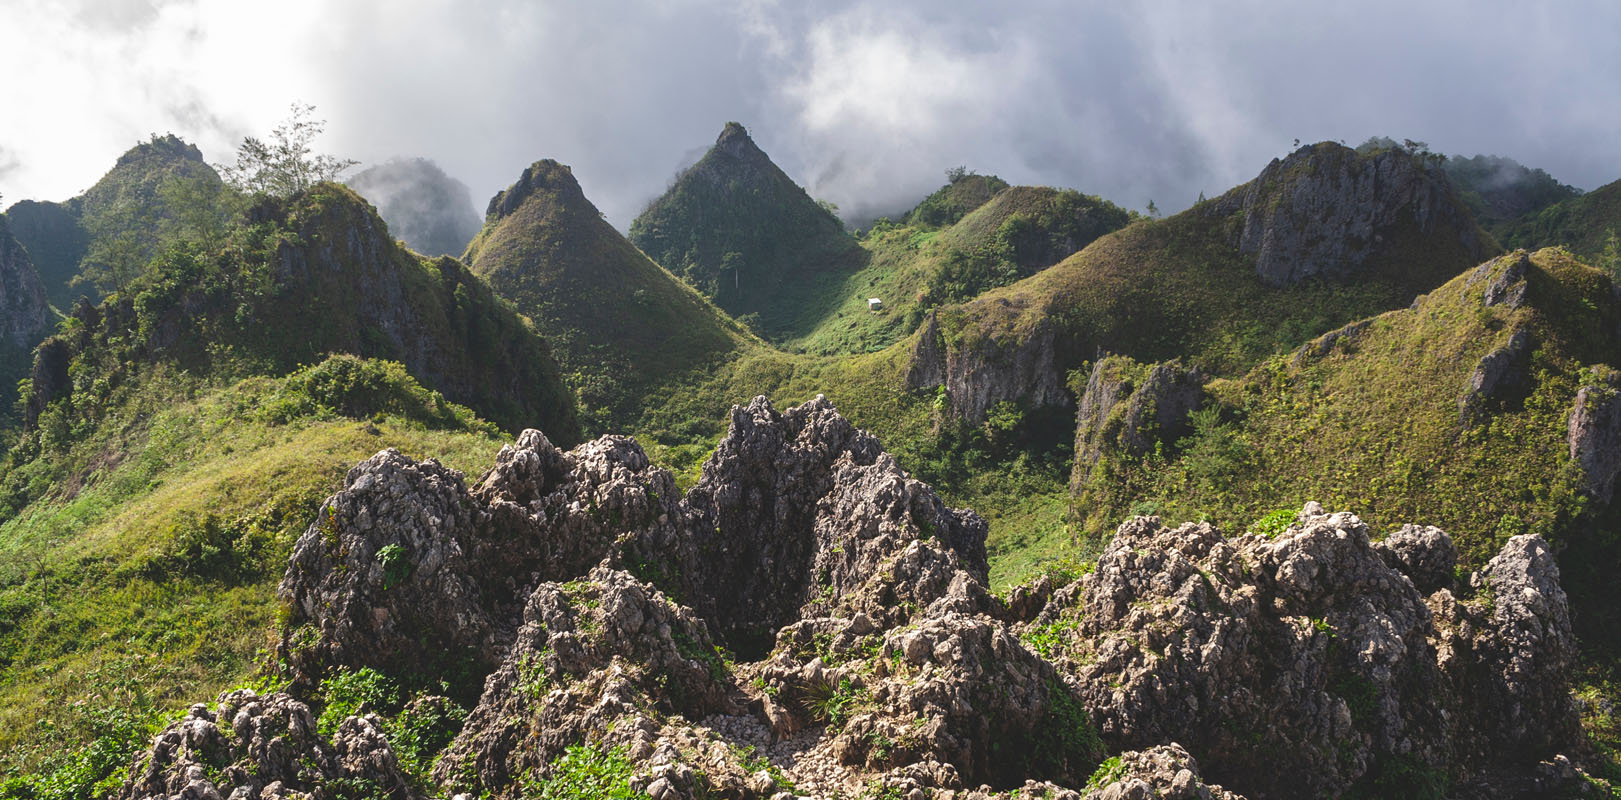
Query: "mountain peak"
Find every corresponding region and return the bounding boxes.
[713,121,763,158]
[484,158,587,221]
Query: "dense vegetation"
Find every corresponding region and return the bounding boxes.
[629,123,867,341]
[4,126,1621,795]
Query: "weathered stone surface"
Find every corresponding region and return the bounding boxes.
[905,306,1066,423]
[1081,744,1247,800]
[1212,142,1486,287]
[1071,357,1203,484]
[1044,505,1580,798]
[1460,327,1532,418]
[1374,523,1457,594]
[0,214,50,350]
[1567,370,1621,502]
[119,690,415,800]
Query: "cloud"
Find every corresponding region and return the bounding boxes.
[2,0,1618,230]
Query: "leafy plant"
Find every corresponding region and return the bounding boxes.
[524,743,638,800]
[317,667,400,739]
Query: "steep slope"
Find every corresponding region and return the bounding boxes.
[463,159,753,431]
[0,214,53,422]
[20,182,580,446]
[788,184,1132,356]
[346,157,481,257]
[2,199,88,309]
[907,141,1494,422]
[629,122,866,339]
[1499,176,1621,259]
[2,134,228,307]
[1067,249,1621,633]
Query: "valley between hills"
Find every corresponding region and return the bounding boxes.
[1,120,1620,799]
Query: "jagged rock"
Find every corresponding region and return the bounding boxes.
[1071,357,1203,479]
[1480,251,1531,308]
[1045,505,1579,798]
[278,428,676,685]
[1567,370,1621,502]
[905,306,1067,423]
[119,689,414,800]
[0,214,51,351]
[646,395,988,652]
[1212,142,1486,287]
[1460,327,1531,418]
[1081,744,1246,800]
[432,566,737,791]
[1374,524,1457,593]
[1430,534,1580,766]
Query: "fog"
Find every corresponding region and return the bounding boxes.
[2,0,1618,229]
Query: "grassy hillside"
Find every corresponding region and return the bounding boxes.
[3,135,231,309]
[1443,153,1583,238]
[17,182,580,457]
[1070,248,1610,554]
[902,169,1010,227]
[786,184,1132,357]
[0,359,506,794]
[2,201,88,311]
[629,123,866,341]
[464,159,754,434]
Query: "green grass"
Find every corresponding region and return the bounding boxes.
[1070,249,1610,567]
[465,159,756,435]
[1501,177,1621,258]
[0,364,504,785]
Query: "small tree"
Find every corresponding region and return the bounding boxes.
[219,103,357,197]
[74,199,153,296]
[158,173,242,252]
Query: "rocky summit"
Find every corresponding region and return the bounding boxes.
[115,397,1597,799]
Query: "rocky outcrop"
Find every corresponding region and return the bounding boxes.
[905,306,1067,423]
[1211,142,1487,287]
[118,689,414,800]
[138,394,1591,800]
[1567,369,1621,502]
[1071,356,1204,479]
[0,214,51,351]
[1082,744,1246,800]
[1028,503,1582,799]
[1460,327,1532,418]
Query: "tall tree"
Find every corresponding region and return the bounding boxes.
[219,103,358,197]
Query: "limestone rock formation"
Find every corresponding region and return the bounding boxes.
[1081,744,1246,800]
[1071,356,1204,480]
[0,213,51,352]
[118,689,415,800]
[1212,142,1487,287]
[1033,503,1581,798]
[135,395,1593,800]
[1567,369,1621,502]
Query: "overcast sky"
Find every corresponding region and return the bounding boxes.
[2,0,1618,229]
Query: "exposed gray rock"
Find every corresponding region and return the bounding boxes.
[1460,327,1532,419]
[1212,142,1486,287]
[1289,317,1373,367]
[905,305,1066,423]
[0,213,51,350]
[1567,370,1621,502]
[1081,744,1246,800]
[1374,524,1457,593]
[1043,506,1580,798]
[646,394,988,651]
[119,689,415,800]
[432,566,738,791]
[1071,357,1203,480]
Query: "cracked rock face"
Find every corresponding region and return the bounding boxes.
[1213,142,1486,287]
[131,396,1588,800]
[118,689,414,800]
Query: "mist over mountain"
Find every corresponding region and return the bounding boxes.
[346,158,481,258]
[3,2,1619,229]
